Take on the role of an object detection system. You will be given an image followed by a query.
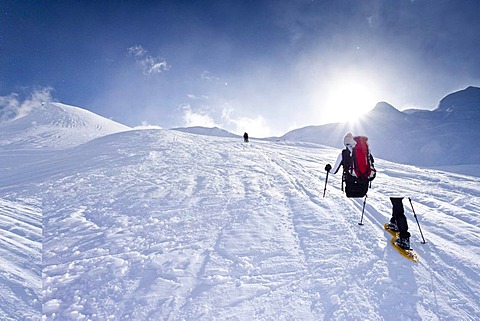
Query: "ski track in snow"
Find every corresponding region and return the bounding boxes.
[1,128,479,320]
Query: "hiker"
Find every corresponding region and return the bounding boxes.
[324,132,375,198]
[243,132,249,143]
[387,197,411,249]
[325,132,356,176]
[325,133,410,250]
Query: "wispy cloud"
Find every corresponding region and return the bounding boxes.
[221,105,272,137]
[127,45,147,57]
[187,94,209,100]
[127,45,170,75]
[0,87,53,123]
[178,96,275,137]
[181,105,217,128]
[133,121,163,130]
[201,70,220,81]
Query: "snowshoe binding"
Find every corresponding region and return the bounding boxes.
[386,221,399,232]
[384,223,419,262]
[394,237,411,250]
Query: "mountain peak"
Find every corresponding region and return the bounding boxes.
[367,101,404,118]
[436,86,480,113]
[372,101,398,112]
[0,102,131,150]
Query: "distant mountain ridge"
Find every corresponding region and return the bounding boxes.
[1,87,478,168]
[282,86,480,167]
[172,126,239,138]
[436,86,480,112]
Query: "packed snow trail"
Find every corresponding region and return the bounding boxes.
[32,129,480,320]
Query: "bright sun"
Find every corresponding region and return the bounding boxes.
[325,80,378,123]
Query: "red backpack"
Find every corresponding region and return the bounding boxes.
[350,136,376,181]
[341,136,376,198]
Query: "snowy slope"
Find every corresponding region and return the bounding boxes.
[28,129,478,320]
[1,101,479,320]
[0,102,131,150]
[0,102,131,320]
[0,197,41,321]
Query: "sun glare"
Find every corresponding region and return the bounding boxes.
[325,80,378,123]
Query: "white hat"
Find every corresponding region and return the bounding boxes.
[343,132,356,147]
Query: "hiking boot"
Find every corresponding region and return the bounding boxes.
[395,237,411,250]
[387,222,399,232]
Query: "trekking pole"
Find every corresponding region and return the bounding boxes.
[408,197,426,244]
[358,194,367,225]
[323,170,329,198]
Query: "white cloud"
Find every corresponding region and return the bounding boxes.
[230,115,272,138]
[178,102,274,137]
[141,57,169,75]
[127,45,170,75]
[187,94,209,100]
[0,87,53,123]
[133,121,163,130]
[181,105,217,127]
[221,105,272,137]
[201,70,220,81]
[127,45,147,57]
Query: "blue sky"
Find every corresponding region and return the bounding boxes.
[1,0,480,136]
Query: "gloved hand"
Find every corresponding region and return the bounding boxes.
[325,164,332,172]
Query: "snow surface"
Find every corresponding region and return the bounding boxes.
[1,104,479,320]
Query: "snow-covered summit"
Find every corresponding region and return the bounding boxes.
[435,86,480,120]
[365,102,411,129]
[0,102,131,150]
[370,101,402,115]
[436,86,480,111]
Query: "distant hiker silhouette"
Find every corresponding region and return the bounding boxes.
[243,132,249,143]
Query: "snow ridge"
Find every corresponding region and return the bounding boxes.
[0,102,131,150]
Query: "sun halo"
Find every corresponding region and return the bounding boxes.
[324,81,378,123]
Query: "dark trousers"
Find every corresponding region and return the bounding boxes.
[390,197,410,239]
